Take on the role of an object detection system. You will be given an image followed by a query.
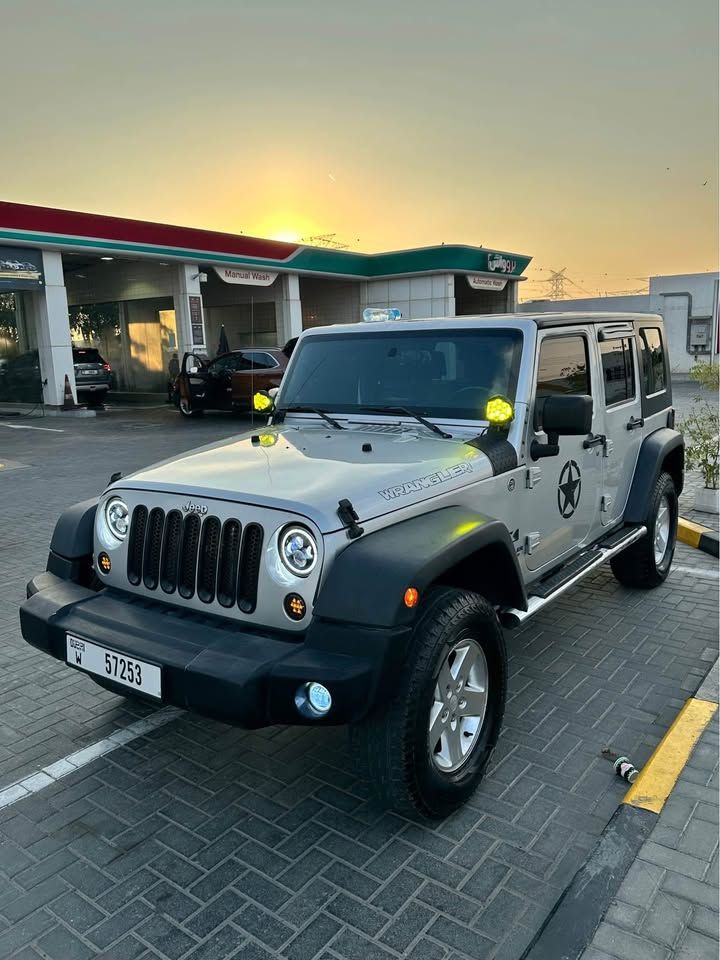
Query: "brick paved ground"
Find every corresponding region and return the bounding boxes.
[581,688,719,960]
[0,405,717,960]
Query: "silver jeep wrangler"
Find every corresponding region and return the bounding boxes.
[21,311,683,817]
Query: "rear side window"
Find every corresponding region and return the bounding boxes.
[243,351,279,370]
[536,336,590,397]
[639,327,667,395]
[73,348,103,363]
[600,337,635,406]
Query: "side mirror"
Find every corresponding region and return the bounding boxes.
[531,395,592,460]
[268,387,279,399]
[543,395,593,436]
[253,389,275,413]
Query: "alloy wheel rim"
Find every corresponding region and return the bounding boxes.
[654,496,671,566]
[428,637,488,773]
[180,399,191,414]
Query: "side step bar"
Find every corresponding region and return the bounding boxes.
[501,525,647,627]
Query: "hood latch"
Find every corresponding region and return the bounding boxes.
[337,499,364,540]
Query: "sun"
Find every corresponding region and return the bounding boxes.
[270,230,303,243]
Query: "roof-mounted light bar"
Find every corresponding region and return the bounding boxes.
[362,308,403,323]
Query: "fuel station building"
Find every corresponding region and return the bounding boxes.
[0,201,532,407]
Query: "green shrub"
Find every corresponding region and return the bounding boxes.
[679,400,719,489]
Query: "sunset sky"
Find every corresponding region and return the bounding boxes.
[1,0,717,299]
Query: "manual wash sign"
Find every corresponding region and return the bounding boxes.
[214,266,278,286]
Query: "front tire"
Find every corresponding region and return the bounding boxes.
[353,587,507,819]
[610,471,677,588]
[178,397,202,418]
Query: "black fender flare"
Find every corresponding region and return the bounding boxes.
[46,497,98,581]
[313,506,526,629]
[624,428,684,523]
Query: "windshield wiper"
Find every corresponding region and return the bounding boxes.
[357,405,452,439]
[279,404,345,430]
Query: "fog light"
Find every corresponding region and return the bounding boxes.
[294,681,332,719]
[98,552,112,574]
[307,682,332,714]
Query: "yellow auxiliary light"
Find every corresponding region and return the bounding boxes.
[257,433,277,447]
[253,390,273,412]
[485,395,514,426]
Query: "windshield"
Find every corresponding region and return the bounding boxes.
[279,328,523,421]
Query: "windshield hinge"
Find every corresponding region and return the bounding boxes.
[337,499,364,540]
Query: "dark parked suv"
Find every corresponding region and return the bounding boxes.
[72,347,112,403]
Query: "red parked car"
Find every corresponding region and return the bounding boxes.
[175,345,292,418]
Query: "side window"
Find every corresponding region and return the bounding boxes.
[244,351,279,370]
[211,354,247,373]
[535,335,590,429]
[600,337,636,406]
[639,327,667,395]
[536,335,590,398]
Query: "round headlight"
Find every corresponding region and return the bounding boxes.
[279,526,317,576]
[105,497,129,541]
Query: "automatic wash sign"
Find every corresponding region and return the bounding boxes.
[215,266,278,286]
[0,246,44,290]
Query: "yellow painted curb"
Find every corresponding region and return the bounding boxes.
[677,518,707,549]
[624,697,718,814]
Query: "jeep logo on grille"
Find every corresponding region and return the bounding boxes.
[182,501,208,515]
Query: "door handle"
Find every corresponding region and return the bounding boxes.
[626,416,644,430]
[583,433,606,449]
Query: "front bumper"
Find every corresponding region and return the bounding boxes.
[21,573,409,728]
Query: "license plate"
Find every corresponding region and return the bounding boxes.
[66,634,161,699]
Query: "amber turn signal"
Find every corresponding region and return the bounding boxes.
[284,593,307,621]
[98,552,112,574]
[404,587,419,608]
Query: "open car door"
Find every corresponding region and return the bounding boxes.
[177,352,208,417]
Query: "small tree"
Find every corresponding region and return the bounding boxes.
[680,402,719,489]
[69,302,120,342]
[689,359,720,392]
[679,359,719,491]
[0,292,17,344]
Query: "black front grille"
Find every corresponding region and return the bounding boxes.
[126,507,263,613]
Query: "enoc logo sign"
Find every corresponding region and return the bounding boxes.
[487,254,517,274]
[182,501,208,516]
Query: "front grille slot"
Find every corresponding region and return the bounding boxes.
[124,504,266,616]
[143,508,165,590]
[160,509,183,593]
[127,506,148,585]
[237,523,263,613]
[217,519,242,608]
[197,516,221,604]
[178,514,201,599]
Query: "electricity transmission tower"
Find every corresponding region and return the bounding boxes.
[301,234,349,250]
[547,267,568,300]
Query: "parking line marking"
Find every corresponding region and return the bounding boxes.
[623,697,718,814]
[670,565,719,580]
[0,706,181,810]
[0,422,65,432]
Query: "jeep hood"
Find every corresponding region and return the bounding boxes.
[114,424,494,532]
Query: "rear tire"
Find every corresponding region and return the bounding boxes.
[352,587,506,819]
[610,471,677,588]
